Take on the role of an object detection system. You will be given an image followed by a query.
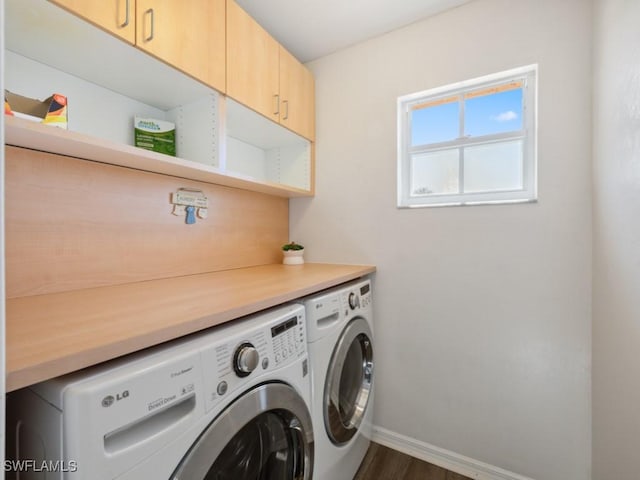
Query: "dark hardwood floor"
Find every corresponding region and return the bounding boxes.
[353,443,472,480]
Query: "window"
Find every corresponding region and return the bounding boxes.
[397,65,537,207]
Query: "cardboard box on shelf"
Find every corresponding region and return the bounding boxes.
[4,90,68,129]
[134,116,176,156]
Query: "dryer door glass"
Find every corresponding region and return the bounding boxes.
[324,317,374,445]
[171,383,313,480]
[339,338,366,420]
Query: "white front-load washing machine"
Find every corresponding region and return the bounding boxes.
[302,278,374,480]
[6,304,314,480]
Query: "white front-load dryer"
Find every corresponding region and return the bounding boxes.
[302,278,374,480]
[6,304,313,480]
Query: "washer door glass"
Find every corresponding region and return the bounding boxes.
[171,383,313,480]
[203,411,297,479]
[324,317,374,445]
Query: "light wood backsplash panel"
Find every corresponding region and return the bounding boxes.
[5,146,289,298]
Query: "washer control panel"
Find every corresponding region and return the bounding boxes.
[200,304,307,412]
[271,314,306,366]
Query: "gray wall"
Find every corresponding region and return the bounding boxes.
[291,0,592,478]
[592,1,640,478]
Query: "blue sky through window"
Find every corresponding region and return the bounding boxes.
[411,101,458,145]
[410,87,523,146]
[465,88,522,137]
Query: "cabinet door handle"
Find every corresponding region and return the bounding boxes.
[274,94,280,116]
[144,8,155,42]
[119,0,130,28]
[283,100,289,120]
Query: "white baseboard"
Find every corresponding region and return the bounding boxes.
[371,426,535,480]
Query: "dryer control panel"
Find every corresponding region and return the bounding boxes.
[342,280,372,316]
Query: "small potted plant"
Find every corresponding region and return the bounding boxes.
[282,241,305,265]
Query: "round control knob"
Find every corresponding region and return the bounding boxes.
[348,292,359,310]
[233,343,259,377]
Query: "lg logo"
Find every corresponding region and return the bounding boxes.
[102,390,130,407]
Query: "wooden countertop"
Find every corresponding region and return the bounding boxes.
[6,263,375,392]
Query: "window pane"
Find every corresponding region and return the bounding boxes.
[463,140,523,193]
[411,149,459,196]
[464,87,522,137]
[411,99,459,146]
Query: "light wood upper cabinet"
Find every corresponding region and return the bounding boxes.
[226,0,280,123]
[49,0,135,44]
[226,0,315,141]
[279,46,315,142]
[136,0,226,93]
[49,0,226,93]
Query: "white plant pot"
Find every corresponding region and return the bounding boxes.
[283,249,305,265]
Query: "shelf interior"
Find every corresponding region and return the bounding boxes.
[5,0,314,195]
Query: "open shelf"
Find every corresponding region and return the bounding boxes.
[5,116,313,197]
[5,0,314,196]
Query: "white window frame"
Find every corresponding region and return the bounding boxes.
[397,65,537,208]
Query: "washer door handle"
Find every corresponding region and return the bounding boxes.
[289,420,306,480]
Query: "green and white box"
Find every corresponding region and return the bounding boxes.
[134,116,176,156]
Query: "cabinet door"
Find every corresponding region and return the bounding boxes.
[50,0,135,44]
[279,46,315,142]
[136,0,226,93]
[226,0,280,123]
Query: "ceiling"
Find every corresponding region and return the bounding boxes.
[236,0,475,63]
